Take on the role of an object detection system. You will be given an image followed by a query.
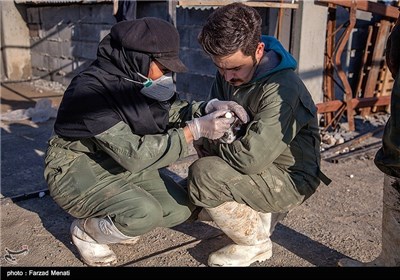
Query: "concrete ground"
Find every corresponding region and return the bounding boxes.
[0,80,391,275]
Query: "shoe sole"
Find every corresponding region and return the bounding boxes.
[209,250,273,267]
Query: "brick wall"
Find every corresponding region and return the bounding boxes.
[23,2,270,102]
[176,7,215,101]
[27,3,116,86]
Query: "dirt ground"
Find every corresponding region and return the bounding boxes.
[0,80,389,273]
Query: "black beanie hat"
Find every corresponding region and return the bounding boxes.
[110,17,188,73]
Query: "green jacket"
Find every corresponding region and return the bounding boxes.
[201,69,326,188]
[89,99,205,174]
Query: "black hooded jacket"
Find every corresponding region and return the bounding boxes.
[54,34,174,139]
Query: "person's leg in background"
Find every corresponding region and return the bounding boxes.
[339,15,400,266]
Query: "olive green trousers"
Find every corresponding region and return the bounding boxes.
[44,136,195,237]
[188,156,318,213]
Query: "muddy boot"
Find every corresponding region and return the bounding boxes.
[338,175,400,267]
[70,216,139,266]
[206,201,273,267]
[259,212,288,237]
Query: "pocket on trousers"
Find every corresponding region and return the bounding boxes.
[252,167,302,212]
[45,148,98,210]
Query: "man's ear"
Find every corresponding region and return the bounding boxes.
[255,42,265,61]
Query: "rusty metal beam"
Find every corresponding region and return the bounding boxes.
[319,0,398,131]
[316,95,391,113]
[324,141,382,163]
[316,0,400,19]
[177,1,299,9]
[355,25,374,98]
[332,1,356,130]
[361,19,392,117]
[323,6,337,127]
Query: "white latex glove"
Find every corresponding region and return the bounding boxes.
[205,98,250,123]
[186,110,234,140]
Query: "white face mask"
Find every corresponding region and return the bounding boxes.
[124,73,175,102]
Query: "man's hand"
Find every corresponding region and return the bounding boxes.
[186,110,234,141]
[205,99,250,123]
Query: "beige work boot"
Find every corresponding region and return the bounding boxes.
[70,216,139,266]
[206,201,273,267]
[259,211,288,236]
[338,175,400,267]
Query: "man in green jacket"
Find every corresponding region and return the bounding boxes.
[44,17,248,266]
[187,3,330,267]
